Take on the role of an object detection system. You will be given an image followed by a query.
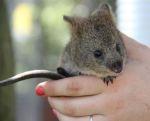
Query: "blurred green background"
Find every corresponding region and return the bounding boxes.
[0,0,150,121]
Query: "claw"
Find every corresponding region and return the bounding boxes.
[103,78,106,84]
[110,79,113,84]
[102,76,116,85]
[106,80,109,86]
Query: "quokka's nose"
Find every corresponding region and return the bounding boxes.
[57,67,71,77]
[109,61,123,73]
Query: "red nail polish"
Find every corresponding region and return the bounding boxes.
[35,86,45,96]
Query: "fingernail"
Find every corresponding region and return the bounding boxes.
[52,109,57,117]
[35,86,45,96]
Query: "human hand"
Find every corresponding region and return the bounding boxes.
[35,34,150,121]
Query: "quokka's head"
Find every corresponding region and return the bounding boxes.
[57,3,126,78]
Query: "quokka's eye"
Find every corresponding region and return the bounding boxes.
[94,25,100,31]
[94,24,105,31]
[116,44,121,53]
[93,50,103,58]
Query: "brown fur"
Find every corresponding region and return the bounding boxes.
[58,4,126,84]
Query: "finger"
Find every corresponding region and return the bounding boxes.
[121,33,150,62]
[36,76,106,97]
[48,94,118,117]
[53,109,108,121]
[53,109,88,121]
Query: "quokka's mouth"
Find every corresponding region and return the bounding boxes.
[57,67,77,77]
[57,67,117,79]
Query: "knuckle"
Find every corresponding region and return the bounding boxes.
[63,101,77,116]
[67,80,81,94]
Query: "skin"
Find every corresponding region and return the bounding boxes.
[35,33,150,121]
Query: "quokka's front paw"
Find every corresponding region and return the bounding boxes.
[102,76,116,85]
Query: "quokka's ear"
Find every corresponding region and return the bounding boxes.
[63,15,84,37]
[63,15,75,25]
[92,3,112,16]
[100,3,111,12]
